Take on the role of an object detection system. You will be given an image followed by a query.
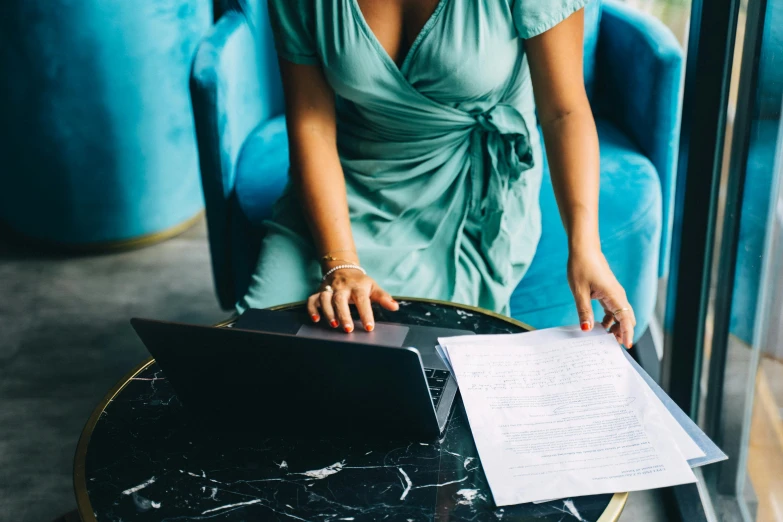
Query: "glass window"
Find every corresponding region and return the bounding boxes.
[695,0,783,518]
[618,0,691,45]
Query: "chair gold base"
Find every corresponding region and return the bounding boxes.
[3,210,204,254]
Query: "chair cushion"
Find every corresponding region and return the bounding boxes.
[510,118,662,339]
[234,114,290,225]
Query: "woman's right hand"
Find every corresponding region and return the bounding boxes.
[306,267,399,333]
[278,60,386,330]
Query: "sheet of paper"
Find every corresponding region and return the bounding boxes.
[444,334,696,506]
[439,327,705,461]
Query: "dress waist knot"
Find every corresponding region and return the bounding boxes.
[469,103,535,244]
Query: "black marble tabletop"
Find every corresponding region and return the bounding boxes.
[79,299,622,521]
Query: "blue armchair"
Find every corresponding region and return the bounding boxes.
[190,0,683,340]
[0,0,210,247]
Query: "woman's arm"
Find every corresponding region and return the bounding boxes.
[279,61,398,332]
[525,10,636,347]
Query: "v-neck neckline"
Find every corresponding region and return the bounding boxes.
[350,0,450,76]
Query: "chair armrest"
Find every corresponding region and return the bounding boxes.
[190,9,283,308]
[594,0,684,278]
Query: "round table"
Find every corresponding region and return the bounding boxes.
[74,298,627,521]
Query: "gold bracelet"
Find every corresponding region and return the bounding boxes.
[320,249,356,263]
[320,257,356,266]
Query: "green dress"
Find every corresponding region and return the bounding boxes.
[239,0,589,314]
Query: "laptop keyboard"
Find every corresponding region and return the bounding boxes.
[424,368,451,407]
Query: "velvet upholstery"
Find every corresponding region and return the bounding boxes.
[0,0,211,244]
[593,1,683,278]
[191,7,283,305]
[191,1,683,342]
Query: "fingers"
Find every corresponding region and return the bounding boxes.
[371,287,399,311]
[306,294,321,323]
[618,309,635,348]
[316,266,398,333]
[600,310,614,330]
[572,285,594,331]
[320,291,338,328]
[613,306,635,349]
[600,294,636,349]
[353,288,375,332]
[609,322,623,345]
[333,289,354,332]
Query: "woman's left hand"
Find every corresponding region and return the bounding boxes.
[567,246,636,348]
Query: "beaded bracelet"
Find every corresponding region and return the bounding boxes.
[321,264,366,282]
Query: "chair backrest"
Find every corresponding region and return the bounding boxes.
[191,6,285,308]
[216,0,285,116]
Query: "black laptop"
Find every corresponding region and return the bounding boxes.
[130,308,472,440]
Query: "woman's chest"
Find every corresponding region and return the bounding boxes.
[316,0,523,107]
[354,0,442,68]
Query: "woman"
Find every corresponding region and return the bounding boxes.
[239,0,637,347]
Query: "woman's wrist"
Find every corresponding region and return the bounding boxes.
[563,206,599,252]
[320,255,361,273]
[321,263,366,282]
[567,228,601,256]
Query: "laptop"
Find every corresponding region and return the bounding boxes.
[130,309,473,440]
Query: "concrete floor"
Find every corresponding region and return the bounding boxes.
[0,218,668,521]
[0,220,226,522]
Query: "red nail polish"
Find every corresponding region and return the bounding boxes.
[365,323,374,332]
[344,324,353,333]
[330,320,339,328]
[580,321,590,331]
[311,314,320,322]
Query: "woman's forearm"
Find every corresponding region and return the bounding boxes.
[280,59,398,330]
[524,8,600,254]
[279,60,359,267]
[289,127,359,265]
[540,107,601,253]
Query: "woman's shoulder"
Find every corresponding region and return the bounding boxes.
[267,0,319,65]
[267,0,314,19]
[505,0,591,39]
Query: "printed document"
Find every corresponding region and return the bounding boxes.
[440,327,705,461]
[442,333,696,506]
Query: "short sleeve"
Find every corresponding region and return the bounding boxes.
[267,0,318,65]
[510,0,590,39]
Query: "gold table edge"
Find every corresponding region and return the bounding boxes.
[73,357,157,522]
[597,492,628,522]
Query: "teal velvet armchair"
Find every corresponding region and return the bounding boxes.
[191,0,683,341]
[0,0,210,246]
